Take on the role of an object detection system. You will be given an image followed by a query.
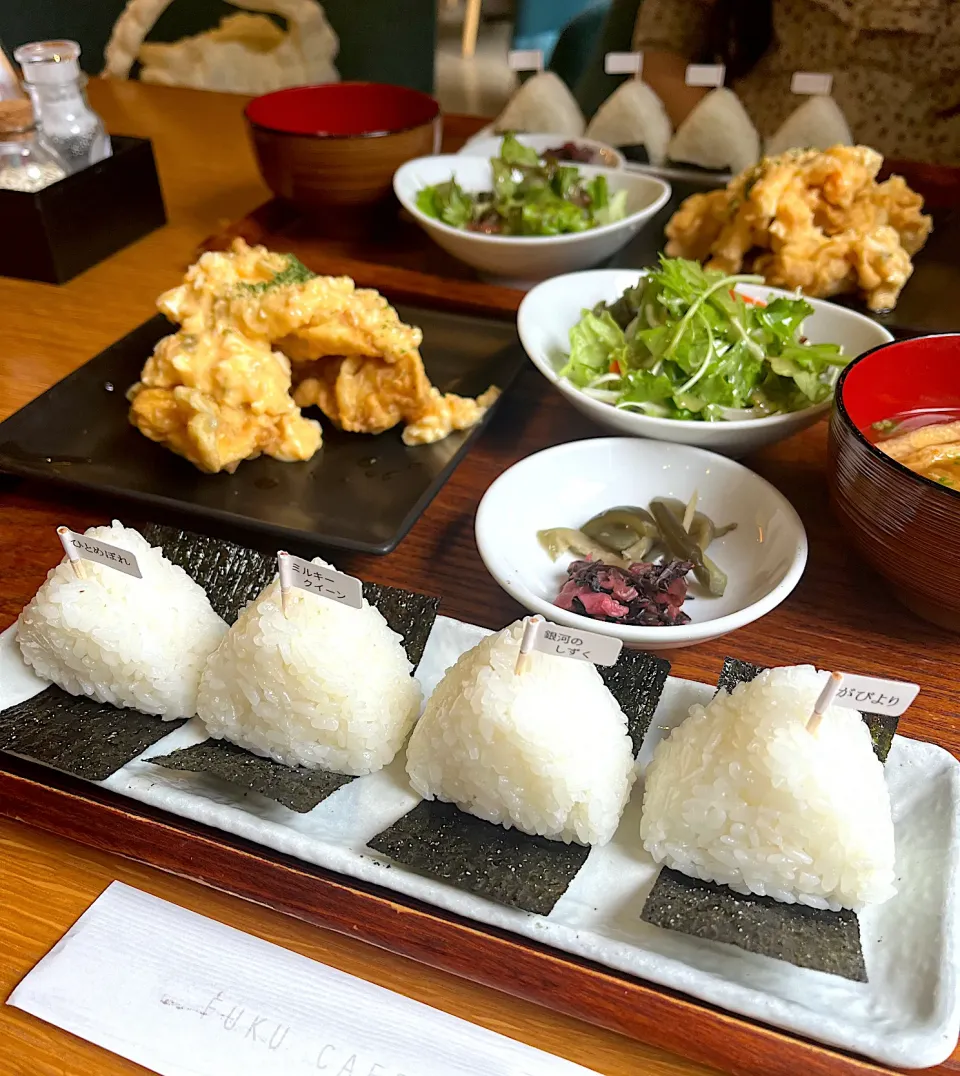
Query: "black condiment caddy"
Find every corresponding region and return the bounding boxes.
[0,134,166,284]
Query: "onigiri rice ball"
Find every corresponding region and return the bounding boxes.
[493,72,585,138]
[765,96,852,156]
[585,79,672,166]
[640,665,896,911]
[197,565,420,775]
[16,521,227,719]
[406,621,636,846]
[667,87,760,173]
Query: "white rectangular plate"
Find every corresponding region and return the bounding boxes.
[1,618,958,1069]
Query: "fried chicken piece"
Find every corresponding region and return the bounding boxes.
[291,358,343,422]
[847,224,914,311]
[128,329,321,473]
[157,242,296,334]
[753,233,857,300]
[131,239,497,469]
[664,189,732,262]
[664,145,931,311]
[293,352,431,435]
[872,175,933,256]
[402,386,501,445]
[292,354,500,443]
[159,241,423,363]
[802,145,882,208]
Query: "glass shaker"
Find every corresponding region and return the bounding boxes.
[14,40,111,173]
[0,97,67,193]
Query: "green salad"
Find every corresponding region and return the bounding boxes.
[560,257,849,421]
[415,134,627,237]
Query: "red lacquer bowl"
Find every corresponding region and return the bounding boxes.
[828,333,960,631]
[244,82,441,236]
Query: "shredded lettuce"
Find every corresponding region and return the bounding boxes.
[560,256,849,422]
[415,133,628,237]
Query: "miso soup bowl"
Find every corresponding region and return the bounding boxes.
[245,82,441,237]
[828,333,960,632]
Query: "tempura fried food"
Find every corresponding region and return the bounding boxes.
[127,329,321,474]
[292,354,500,445]
[128,239,498,472]
[665,145,932,311]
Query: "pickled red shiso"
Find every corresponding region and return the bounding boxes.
[554,558,695,626]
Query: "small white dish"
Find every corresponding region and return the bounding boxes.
[474,437,807,649]
[457,131,626,170]
[393,155,670,283]
[517,268,894,457]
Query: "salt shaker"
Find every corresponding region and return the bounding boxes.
[0,97,67,193]
[14,40,111,173]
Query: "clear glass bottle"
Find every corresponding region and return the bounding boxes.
[0,97,67,193]
[14,40,111,174]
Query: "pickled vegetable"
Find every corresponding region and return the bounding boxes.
[539,494,736,615]
[537,527,627,566]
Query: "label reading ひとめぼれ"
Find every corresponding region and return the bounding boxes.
[278,552,363,610]
[527,618,622,667]
[58,528,141,579]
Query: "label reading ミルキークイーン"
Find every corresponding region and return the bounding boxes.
[277,552,363,610]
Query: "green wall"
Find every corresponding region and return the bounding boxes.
[0,0,436,93]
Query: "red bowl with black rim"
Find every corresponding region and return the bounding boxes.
[245,82,441,236]
[828,333,960,631]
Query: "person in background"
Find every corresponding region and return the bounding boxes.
[634,0,960,165]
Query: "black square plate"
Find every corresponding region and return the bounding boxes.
[0,304,524,553]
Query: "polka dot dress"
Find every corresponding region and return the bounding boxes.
[632,0,960,165]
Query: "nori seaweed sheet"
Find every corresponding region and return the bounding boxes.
[361,581,440,669]
[0,685,185,782]
[368,800,591,916]
[643,655,891,979]
[142,523,274,624]
[715,657,765,695]
[716,656,898,763]
[142,522,439,666]
[145,739,353,813]
[599,650,671,756]
[641,867,867,981]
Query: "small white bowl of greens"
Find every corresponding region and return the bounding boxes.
[393,136,670,283]
[517,261,894,456]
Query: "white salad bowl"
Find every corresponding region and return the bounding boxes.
[475,437,807,650]
[392,156,670,283]
[517,269,894,457]
[457,131,626,169]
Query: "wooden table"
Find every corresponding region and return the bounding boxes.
[0,79,957,1076]
[0,79,719,1076]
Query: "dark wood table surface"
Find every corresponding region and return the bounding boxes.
[0,79,957,1076]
